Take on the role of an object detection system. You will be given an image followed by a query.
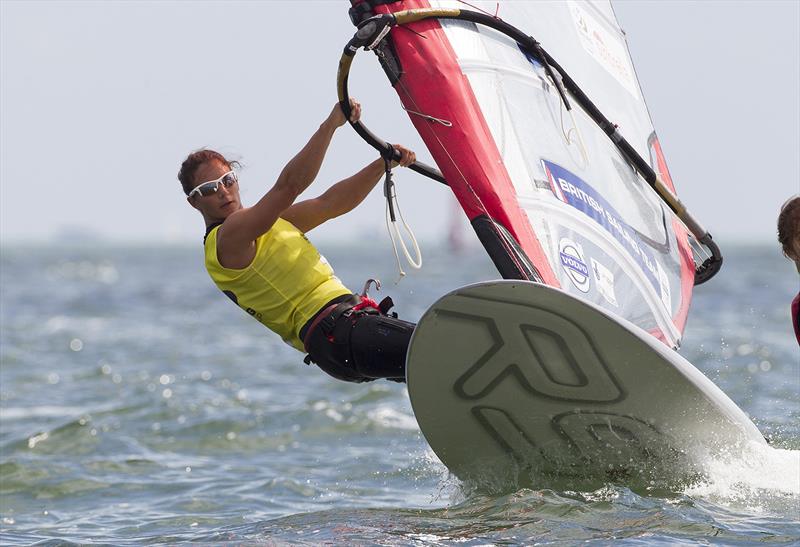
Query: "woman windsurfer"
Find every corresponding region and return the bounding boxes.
[178,100,417,382]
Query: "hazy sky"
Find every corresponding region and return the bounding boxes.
[1,1,798,246]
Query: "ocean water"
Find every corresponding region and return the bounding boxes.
[1,240,798,545]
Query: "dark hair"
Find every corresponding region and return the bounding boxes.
[778,195,800,260]
[177,149,241,195]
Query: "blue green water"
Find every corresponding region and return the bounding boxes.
[1,241,798,545]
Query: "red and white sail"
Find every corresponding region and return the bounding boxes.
[348,0,695,347]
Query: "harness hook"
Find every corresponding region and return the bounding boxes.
[361,278,381,299]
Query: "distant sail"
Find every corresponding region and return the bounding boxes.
[346,0,697,347]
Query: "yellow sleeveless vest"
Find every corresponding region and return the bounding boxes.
[204,218,351,351]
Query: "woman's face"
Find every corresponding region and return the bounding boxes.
[187,159,242,221]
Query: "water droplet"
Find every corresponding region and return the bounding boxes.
[185,466,192,473]
[112,374,122,384]
[760,361,772,372]
[226,431,236,440]
[47,373,60,384]
[162,388,173,399]
[101,364,112,375]
[69,339,83,352]
[159,374,171,385]
[28,431,49,449]
[200,371,212,381]
[737,344,754,356]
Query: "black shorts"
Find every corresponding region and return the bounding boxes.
[301,295,415,383]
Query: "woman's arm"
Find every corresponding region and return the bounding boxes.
[220,102,359,248]
[212,102,362,269]
[281,145,416,233]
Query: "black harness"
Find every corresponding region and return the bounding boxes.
[300,293,409,383]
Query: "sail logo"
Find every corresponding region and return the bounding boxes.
[559,238,590,293]
[543,160,663,298]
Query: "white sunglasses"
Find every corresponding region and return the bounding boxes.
[188,170,238,199]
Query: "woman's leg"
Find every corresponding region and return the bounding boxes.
[348,314,415,381]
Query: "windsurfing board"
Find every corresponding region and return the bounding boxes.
[406,281,766,488]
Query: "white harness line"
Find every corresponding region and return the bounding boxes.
[385,173,422,281]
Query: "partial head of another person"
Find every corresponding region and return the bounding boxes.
[777,195,800,271]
